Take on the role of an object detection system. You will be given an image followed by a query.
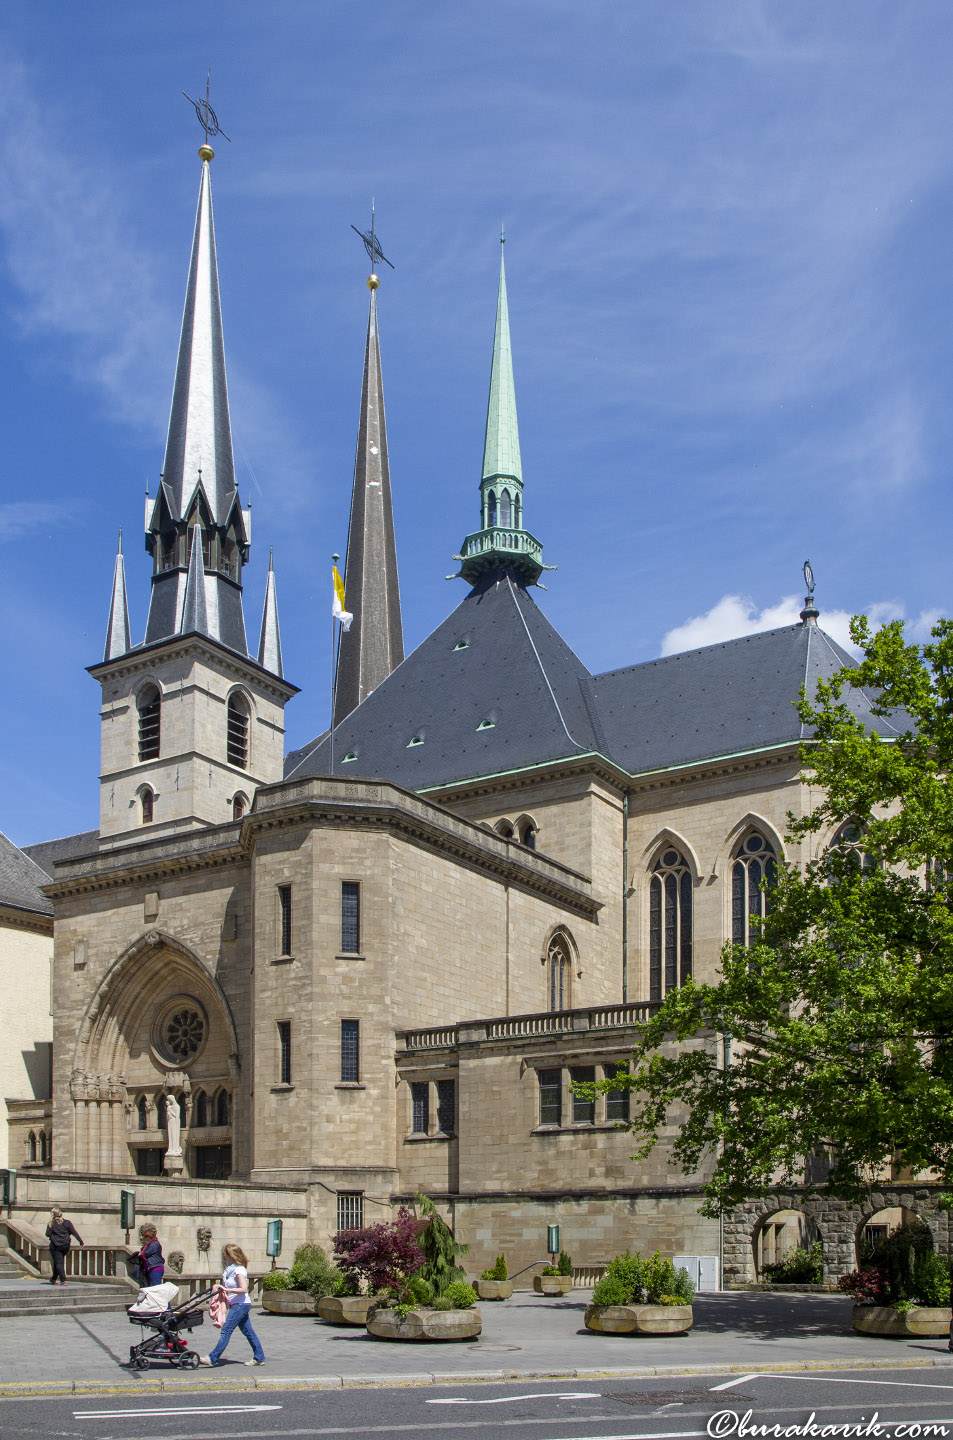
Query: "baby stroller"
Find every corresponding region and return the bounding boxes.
[127,1282,213,1370]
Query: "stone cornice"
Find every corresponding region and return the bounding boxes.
[43,776,600,918]
[87,631,298,702]
[0,901,53,935]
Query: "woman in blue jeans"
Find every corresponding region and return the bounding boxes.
[202,1244,265,1367]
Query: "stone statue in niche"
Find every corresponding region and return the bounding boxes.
[164,1091,183,1161]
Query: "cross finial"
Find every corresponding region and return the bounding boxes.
[183,71,231,156]
[351,201,395,289]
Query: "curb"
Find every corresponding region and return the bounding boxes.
[1,1354,950,1399]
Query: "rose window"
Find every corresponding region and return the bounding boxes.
[165,1008,205,1059]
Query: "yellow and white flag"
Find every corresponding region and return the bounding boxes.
[332,564,353,632]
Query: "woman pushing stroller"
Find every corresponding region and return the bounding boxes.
[201,1244,265,1367]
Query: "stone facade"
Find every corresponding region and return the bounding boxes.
[1,902,53,1170]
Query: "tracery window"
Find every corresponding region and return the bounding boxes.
[649,846,693,1001]
[137,685,161,761]
[548,934,572,1012]
[500,489,512,527]
[731,832,777,946]
[830,823,876,874]
[227,694,249,769]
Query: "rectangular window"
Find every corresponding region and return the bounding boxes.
[277,885,292,957]
[341,1019,360,1083]
[605,1062,630,1122]
[411,1081,430,1135]
[193,1145,232,1180]
[436,1078,455,1136]
[277,1020,292,1085]
[341,881,360,953]
[538,1067,562,1127]
[570,1065,596,1125]
[337,1192,364,1231]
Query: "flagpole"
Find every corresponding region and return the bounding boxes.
[330,552,339,776]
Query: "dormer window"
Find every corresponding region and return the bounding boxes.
[452,640,469,651]
[137,684,161,761]
[407,735,424,748]
[227,694,249,769]
[477,718,495,730]
[342,751,358,763]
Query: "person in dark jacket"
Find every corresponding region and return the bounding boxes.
[136,1226,165,1286]
[46,1208,83,1285]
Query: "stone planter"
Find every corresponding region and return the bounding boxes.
[852,1305,950,1338]
[365,1305,482,1341]
[475,1279,513,1301]
[261,1289,319,1315]
[585,1302,694,1335]
[534,1275,573,1294]
[316,1295,374,1325]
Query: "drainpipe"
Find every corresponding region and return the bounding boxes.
[621,788,630,1002]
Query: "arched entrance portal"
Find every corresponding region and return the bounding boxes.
[69,932,239,1179]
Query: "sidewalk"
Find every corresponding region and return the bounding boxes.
[2,1289,951,1396]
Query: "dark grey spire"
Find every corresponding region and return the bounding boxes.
[143,150,249,655]
[333,282,404,724]
[103,531,131,661]
[258,549,283,677]
[180,526,209,634]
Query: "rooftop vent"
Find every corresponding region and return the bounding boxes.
[407,735,424,747]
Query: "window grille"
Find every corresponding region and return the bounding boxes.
[337,1192,364,1231]
[278,885,292,957]
[341,1019,360,1083]
[227,695,249,769]
[548,935,571,1011]
[137,686,160,761]
[141,789,154,825]
[277,1020,292,1085]
[538,1067,562,1126]
[731,832,777,946]
[570,1065,595,1125]
[341,882,360,953]
[605,1062,630,1122]
[649,847,693,1001]
[436,1078,455,1135]
[215,1090,230,1126]
[411,1081,429,1134]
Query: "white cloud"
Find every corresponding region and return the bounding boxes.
[0,501,74,542]
[661,593,943,658]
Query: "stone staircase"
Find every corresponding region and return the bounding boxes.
[0,1249,131,1317]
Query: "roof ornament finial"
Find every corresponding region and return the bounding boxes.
[351,201,395,292]
[800,559,819,626]
[117,527,123,556]
[183,71,231,162]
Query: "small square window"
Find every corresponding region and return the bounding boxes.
[337,1192,364,1230]
[538,1068,562,1127]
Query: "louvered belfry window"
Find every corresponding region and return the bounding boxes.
[227,694,249,769]
[649,847,693,1001]
[138,685,161,761]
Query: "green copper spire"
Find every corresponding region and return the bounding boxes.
[482,236,522,485]
[455,235,549,588]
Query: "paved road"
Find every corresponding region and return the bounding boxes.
[7,1366,953,1440]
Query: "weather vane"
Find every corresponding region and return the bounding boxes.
[182,72,231,145]
[351,203,395,277]
[803,560,815,598]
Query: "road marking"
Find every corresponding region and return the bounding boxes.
[730,1374,953,1392]
[428,1390,602,1405]
[710,1375,759,1391]
[74,1403,282,1418]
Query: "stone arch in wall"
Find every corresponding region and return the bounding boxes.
[724,1188,952,1287]
[539,924,581,1012]
[69,930,240,1179]
[638,828,701,881]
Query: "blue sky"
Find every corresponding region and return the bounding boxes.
[1,1,950,845]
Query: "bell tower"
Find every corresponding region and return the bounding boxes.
[89,141,297,849]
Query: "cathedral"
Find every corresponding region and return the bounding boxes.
[1,140,901,1285]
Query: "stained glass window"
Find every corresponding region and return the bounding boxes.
[649,847,693,1001]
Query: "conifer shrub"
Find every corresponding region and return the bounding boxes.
[557,1250,573,1276]
[415,1192,469,1296]
[480,1253,508,1281]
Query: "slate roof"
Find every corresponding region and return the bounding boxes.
[0,830,55,917]
[23,830,101,879]
[286,571,906,792]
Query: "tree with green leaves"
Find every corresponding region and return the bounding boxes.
[414,1193,469,1295]
[593,617,953,1213]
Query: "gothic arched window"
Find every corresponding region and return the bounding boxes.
[141,788,154,825]
[514,495,521,528]
[520,821,537,849]
[137,1096,148,1130]
[830,823,875,875]
[487,492,497,528]
[731,832,777,946]
[548,934,572,1012]
[216,1090,230,1127]
[495,819,514,839]
[39,1131,48,1164]
[137,684,161,761]
[227,694,249,769]
[649,846,693,1001]
[193,1090,208,1128]
[157,1093,167,1130]
[232,793,247,821]
[500,489,512,527]
[28,1131,36,1162]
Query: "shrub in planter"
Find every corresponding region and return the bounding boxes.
[415,1193,469,1297]
[557,1250,573,1277]
[333,1206,426,1302]
[444,1280,477,1308]
[592,1251,695,1307]
[839,1222,948,1312]
[261,1271,293,1291]
[481,1253,508,1281]
[286,1243,342,1300]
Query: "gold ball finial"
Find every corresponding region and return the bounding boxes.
[367,273,380,290]
[198,143,215,162]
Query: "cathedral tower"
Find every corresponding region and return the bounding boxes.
[333,263,404,724]
[456,235,546,588]
[89,143,297,848]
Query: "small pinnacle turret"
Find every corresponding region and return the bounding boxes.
[103,531,131,661]
[333,270,404,724]
[455,236,547,588]
[258,549,284,677]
